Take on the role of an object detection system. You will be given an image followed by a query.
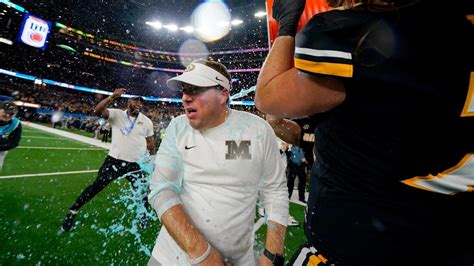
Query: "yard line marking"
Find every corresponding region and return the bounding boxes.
[18,146,106,150]
[0,169,98,179]
[23,122,110,149]
[22,136,63,139]
[289,192,309,207]
[290,199,307,207]
[22,132,54,135]
[22,129,52,133]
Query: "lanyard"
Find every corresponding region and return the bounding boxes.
[126,112,139,132]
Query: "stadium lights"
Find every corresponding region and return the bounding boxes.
[163,24,178,32]
[1,0,26,12]
[254,11,266,17]
[217,21,230,27]
[230,19,243,26]
[179,26,194,33]
[0,37,13,45]
[146,18,241,35]
[146,21,162,29]
[57,44,77,53]
[13,101,41,108]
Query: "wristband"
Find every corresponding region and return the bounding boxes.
[263,248,285,266]
[190,242,211,265]
[108,95,115,100]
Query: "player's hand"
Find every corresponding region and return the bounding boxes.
[112,88,126,99]
[272,0,306,37]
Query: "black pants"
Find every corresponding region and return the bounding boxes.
[101,131,109,142]
[70,156,147,212]
[287,163,306,200]
[298,178,474,266]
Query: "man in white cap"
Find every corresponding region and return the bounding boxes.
[148,59,289,266]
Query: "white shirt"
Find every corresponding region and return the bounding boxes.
[148,109,289,265]
[107,109,153,162]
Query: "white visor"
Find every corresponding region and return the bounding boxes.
[167,62,231,91]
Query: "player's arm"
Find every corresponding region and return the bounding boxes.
[255,37,345,118]
[258,221,287,266]
[144,119,156,155]
[160,206,226,265]
[145,136,156,155]
[148,119,225,265]
[266,115,301,146]
[258,123,289,265]
[94,88,126,119]
[255,0,345,118]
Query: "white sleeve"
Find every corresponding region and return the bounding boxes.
[107,108,119,124]
[260,124,289,226]
[148,118,184,220]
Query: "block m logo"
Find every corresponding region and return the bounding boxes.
[225,140,251,160]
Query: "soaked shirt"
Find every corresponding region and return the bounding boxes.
[148,109,288,265]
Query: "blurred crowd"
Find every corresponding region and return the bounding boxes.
[0,82,259,145]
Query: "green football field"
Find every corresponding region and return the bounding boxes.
[0,125,306,265]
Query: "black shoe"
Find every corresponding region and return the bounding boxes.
[60,212,77,232]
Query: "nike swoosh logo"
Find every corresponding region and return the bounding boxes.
[185,145,196,150]
[215,77,223,82]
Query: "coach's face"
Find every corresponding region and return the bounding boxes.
[127,99,142,117]
[181,83,228,130]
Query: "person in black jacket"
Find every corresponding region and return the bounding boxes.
[0,100,22,170]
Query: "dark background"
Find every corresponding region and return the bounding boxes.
[0,0,268,98]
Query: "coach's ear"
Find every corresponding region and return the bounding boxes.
[220,88,230,105]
